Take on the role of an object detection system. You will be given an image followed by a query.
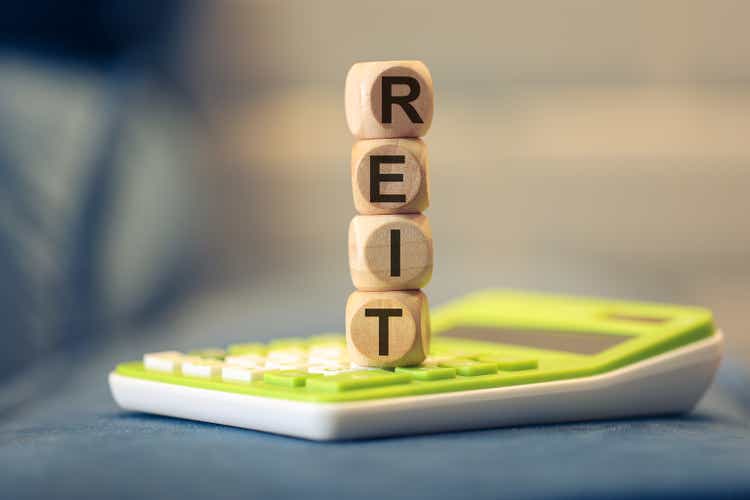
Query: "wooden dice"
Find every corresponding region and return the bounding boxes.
[345,60,434,139]
[349,214,433,291]
[346,290,430,367]
[351,138,430,215]
[345,60,434,368]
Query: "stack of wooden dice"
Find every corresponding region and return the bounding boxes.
[344,60,435,368]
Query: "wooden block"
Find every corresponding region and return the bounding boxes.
[351,138,429,215]
[345,60,434,139]
[346,290,430,367]
[349,214,433,291]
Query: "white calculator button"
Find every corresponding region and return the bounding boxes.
[308,358,342,366]
[181,357,223,378]
[224,354,266,368]
[143,351,184,373]
[222,365,266,383]
[308,355,349,366]
[264,360,307,370]
[267,347,306,356]
[308,346,346,357]
[421,356,454,366]
[307,364,354,376]
[348,363,382,371]
[266,350,307,363]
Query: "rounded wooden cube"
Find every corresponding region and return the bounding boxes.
[349,214,433,291]
[345,60,434,139]
[351,138,430,215]
[346,290,430,367]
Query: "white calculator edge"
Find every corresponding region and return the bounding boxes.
[109,330,723,440]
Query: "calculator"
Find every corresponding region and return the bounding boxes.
[109,290,723,440]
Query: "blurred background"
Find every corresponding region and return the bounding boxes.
[1,0,749,410]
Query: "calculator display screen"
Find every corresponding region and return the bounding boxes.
[439,326,633,355]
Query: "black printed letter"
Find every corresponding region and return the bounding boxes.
[390,229,401,277]
[370,155,406,203]
[381,76,423,124]
[365,308,403,355]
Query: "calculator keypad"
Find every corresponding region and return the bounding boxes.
[142,341,540,391]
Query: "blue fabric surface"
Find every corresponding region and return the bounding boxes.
[0,54,198,387]
[1,339,749,500]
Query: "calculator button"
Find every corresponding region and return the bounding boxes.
[224,354,266,368]
[348,364,384,372]
[221,365,267,383]
[181,357,224,378]
[306,370,411,392]
[266,349,307,364]
[308,345,347,360]
[267,338,308,350]
[477,355,538,371]
[309,345,346,354]
[309,355,350,367]
[227,343,266,356]
[437,359,498,376]
[421,355,458,365]
[307,334,346,345]
[432,351,480,360]
[307,364,355,376]
[143,351,184,373]
[187,348,226,360]
[264,360,307,370]
[309,356,349,367]
[264,370,313,387]
[395,365,457,381]
[266,356,306,367]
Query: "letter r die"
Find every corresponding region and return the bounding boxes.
[345,60,434,139]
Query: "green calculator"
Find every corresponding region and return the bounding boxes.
[109,290,723,440]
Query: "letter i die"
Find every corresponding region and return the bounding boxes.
[344,61,435,368]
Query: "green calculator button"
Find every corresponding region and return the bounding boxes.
[227,343,266,355]
[188,348,226,360]
[395,365,457,381]
[438,359,498,376]
[477,355,538,371]
[307,370,411,392]
[264,370,311,387]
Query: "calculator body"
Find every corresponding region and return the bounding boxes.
[109,290,723,440]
